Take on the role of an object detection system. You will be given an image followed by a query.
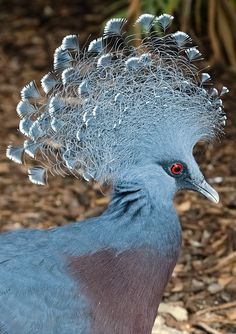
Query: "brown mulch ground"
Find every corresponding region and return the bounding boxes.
[0,2,236,333]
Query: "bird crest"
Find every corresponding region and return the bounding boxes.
[7,13,228,185]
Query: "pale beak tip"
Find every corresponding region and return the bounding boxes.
[211,191,220,204]
[192,180,220,204]
[205,183,220,204]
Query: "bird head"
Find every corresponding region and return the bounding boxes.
[6,14,228,193]
[143,126,219,203]
[113,130,219,205]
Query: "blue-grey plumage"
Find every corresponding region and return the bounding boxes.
[4,12,226,334]
[0,165,182,333]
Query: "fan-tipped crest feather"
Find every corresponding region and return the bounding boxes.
[125,57,141,71]
[24,140,41,158]
[16,101,37,118]
[201,73,211,83]
[220,86,229,95]
[156,14,174,31]
[61,67,78,85]
[61,35,80,51]
[49,97,68,116]
[88,38,104,54]
[172,31,191,47]
[6,146,24,164]
[104,18,127,36]
[29,120,45,140]
[21,81,41,100]
[28,167,46,185]
[135,14,156,33]
[41,72,59,94]
[97,54,113,68]
[54,47,73,71]
[19,119,34,137]
[185,47,202,61]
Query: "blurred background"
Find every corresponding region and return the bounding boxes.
[0,0,235,333]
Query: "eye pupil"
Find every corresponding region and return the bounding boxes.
[171,163,183,175]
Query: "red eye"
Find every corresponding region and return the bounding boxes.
[170,163,183,175]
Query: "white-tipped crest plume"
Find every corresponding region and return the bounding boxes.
[6,13,228,185]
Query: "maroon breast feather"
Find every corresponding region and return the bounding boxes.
[68,247,178,334]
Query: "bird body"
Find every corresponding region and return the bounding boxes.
[0,167,181,333]
[3,13,227,333]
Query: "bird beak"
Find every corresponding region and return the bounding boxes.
[191,179,219,203]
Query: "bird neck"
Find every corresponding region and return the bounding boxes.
[103,166,181,254]
[111,165,175,205]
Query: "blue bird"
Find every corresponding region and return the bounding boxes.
[3,13,228,334]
